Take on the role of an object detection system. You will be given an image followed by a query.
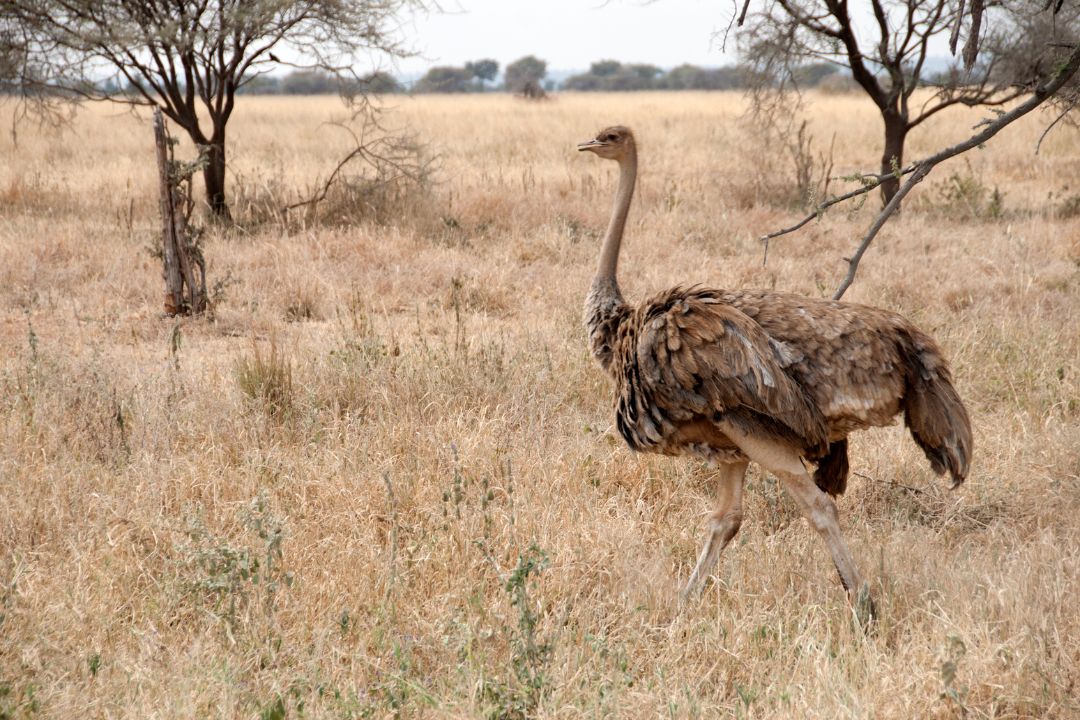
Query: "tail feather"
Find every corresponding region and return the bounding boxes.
[902,333,972,487]
[813,438,849,497]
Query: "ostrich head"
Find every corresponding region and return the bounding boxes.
[578,126,635,161]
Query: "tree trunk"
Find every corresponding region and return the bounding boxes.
[880,113,908,207]
[202,130,230,220]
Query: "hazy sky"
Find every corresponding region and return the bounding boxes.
[395,0,740,74]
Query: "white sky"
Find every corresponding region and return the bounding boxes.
[394,0,741,75]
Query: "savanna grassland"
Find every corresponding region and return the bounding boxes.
[1,91,1079,719]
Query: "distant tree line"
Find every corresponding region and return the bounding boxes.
[412,55,549,94]
[0,50,849,101]
[410,57,845,94]
[563,60,848,91]
[236,55,548,95]
[566,61,734,91]
[3,57,845,99]
[70,69,404,97]
[25,57,850,99]
[237,70,404,95]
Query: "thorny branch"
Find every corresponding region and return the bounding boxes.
[831,164,928,300]
[719,0,754,51]
[759,164,917,253]
[1035,103,1075,154]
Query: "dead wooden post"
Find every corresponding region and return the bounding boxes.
[154,109,185,315]
[153,108,207,315]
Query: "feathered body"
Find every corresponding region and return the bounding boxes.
[584,285,972,495]
[577,125,972,610]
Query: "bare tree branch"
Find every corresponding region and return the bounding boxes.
[759,167,914,251]
[950,0,967,55]
[1035,104,1074,154]
[282,116,432,226]
[736,0,751,26]
[963,0,985,70]
[832,164,929,300]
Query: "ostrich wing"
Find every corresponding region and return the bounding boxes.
[633,288,828,453]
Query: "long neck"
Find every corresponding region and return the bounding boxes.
[593,144,637,297]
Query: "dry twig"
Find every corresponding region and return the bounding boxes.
[284,115,429,221]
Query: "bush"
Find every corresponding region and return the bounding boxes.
[912,161,1005,220]
[817,73,860,95]
[413,66,475,94]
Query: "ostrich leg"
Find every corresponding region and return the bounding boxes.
[681,461,749,601]
[717,420,871,616]
[776,470,865,599]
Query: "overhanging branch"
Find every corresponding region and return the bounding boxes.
[760,165,917,250]
[832,40,1080,299]
[757,40,1080,300]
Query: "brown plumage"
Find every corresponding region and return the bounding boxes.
[578,126,972,612]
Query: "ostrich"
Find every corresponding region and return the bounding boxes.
[578,126,972,613]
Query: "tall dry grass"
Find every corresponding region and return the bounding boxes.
[1,92,1078,718]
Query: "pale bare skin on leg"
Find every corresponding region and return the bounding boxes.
[715,421,868,604]
[681,461,748,601]
[777,470,866,599]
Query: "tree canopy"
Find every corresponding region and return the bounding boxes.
[739,0,1070,204]
[465,59,499,85]
[504,55,546,93]
[414,66,476,93]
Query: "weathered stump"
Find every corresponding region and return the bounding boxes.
[154,108,207,315]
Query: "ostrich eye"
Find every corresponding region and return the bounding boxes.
[605,134,618,142]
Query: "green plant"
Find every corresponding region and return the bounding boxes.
[1050,187,1080,219]
[442,443,467,525]
[0,682,39,719]
[939,635,968,713]
[241,494,292,615]
[484,544,552,720]
[179,494,293,628]
[258,694,287,720]
[86,653,101,678]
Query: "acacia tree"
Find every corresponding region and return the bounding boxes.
[414,65,474,93]
[504,55,546,94]
[742,0,1025,205]
[465,58,498,89]
[745,1,1080,297]
[5,0,419,218]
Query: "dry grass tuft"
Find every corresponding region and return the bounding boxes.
[1,92,1079,718]
[236,338,295,422]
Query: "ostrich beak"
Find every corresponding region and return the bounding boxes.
[577,139,603,152]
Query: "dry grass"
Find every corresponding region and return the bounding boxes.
[1,91,1079,719]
